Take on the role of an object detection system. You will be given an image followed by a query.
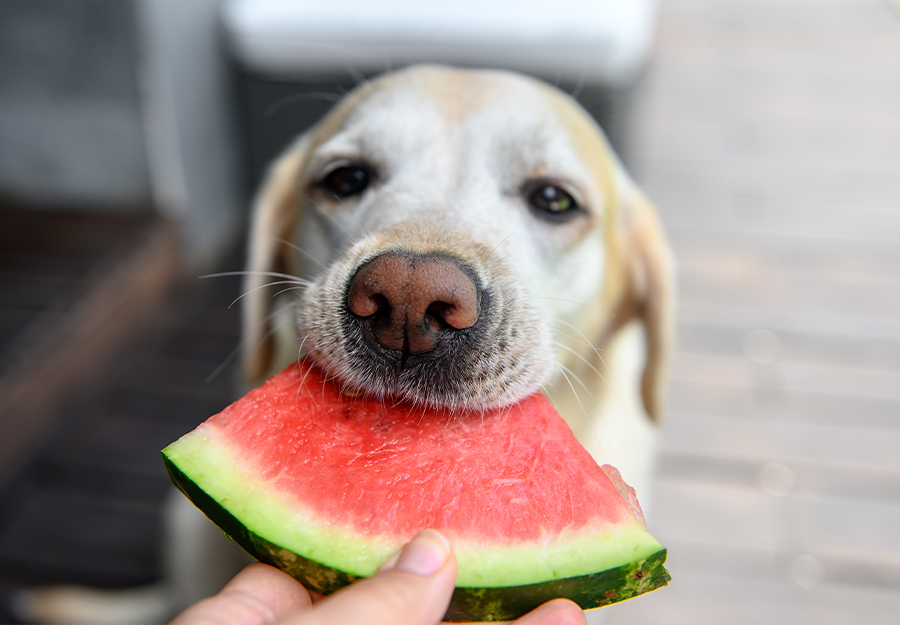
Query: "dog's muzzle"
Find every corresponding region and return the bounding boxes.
[301,239,548,410]
[346,251,483,368]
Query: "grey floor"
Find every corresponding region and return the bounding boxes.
[603,0,900,623]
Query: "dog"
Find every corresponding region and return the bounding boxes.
[243,65,674,499]
[15,65,673,624]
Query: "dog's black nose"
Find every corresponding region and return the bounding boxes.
[347,252,480,356]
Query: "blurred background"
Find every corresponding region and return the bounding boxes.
[0,0,898,623]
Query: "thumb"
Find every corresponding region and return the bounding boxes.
[286,530,457,625]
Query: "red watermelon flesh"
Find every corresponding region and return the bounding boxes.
[162,359,670,621]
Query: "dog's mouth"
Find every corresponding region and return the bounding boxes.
[299,246,553,412]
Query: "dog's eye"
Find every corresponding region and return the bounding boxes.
[527,184,580,220]
[322,165,370,198]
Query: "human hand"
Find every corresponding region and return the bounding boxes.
[168,529,586,625]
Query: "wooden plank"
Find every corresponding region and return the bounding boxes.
[656,452,900,502]
[620,0,900,622]
[660,410,900,471]
[639,159,900,220]
[677,302,900,342]
[0,489,160,587]
[646,189,900,241]
[0,220,182,476]
[649,481,778,551]
[0,243,245,590]
[669,351,900,403]
[602,569,900,625]
[667,376,900,431]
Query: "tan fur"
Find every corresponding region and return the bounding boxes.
[243,144,308,381]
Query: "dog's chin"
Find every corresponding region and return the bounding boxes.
[303,339,552,413]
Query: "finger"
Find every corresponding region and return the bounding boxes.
[283,529,457,625]
[513,599,587,625]
[169,562,312,625]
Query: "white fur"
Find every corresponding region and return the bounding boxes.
[247,66,673,494]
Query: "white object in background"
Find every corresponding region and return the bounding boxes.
[223,0,657,87]
[138,0,242,269]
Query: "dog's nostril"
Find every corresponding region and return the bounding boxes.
[347,291,389,319]
[425,298,480,331]
[346,252,480,355]
[425,301,454,330]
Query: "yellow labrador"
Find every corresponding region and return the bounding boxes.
[16,65,673,625]
[244,65,674,498]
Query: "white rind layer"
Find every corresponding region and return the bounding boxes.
[164,423,665,587]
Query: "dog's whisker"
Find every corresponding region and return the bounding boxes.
[206,303,296,384]
[201,270,310,282]
[297,332,311,364]
[205,342,243,385]
[554,319,617,388]
[344,63,371,90]
[552,363,589,424]
[308,196,369,243]
[414,404,428,427]
[487,232,517,258]
[228,280,310,310]
[538,383,562,415]
[551,340,610,389]
[553,328,607,366]
[553,325,610,370]
[553,329,600,354]
[297,377,318,408]
[321,370,330,402]
[298,351,320,408]
[246,277,311,289]
[271,285,311,299]
[553,339,628,421]
[559,319,612,386]
[556,361,597,404]
[274,236,328,270]
[570,66,589,102]
[498,401,514,425]
[521,324,546,349]
[552,323,612,383]
[334,196,372,239]
[554,319,603,353]
[553,362,605,454]
[389,393,407,410]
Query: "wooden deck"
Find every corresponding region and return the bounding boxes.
[0,212,243,618]
[603,0,900,622]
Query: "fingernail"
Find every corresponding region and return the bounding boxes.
[393,530,451,576]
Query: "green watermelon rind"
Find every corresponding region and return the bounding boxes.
[163,452,671,622]
[163,453,361,591]
[164,422,666,586]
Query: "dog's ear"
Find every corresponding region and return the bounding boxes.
[616,176,675,423]
[242,137,312,384]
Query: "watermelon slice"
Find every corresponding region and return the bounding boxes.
[162,360,670,621]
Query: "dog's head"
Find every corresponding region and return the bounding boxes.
[242,65,673,423]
